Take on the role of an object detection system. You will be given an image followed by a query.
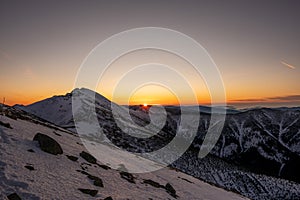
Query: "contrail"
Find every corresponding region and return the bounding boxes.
[281,60,296,69]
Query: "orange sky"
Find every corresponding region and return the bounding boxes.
[1,47,299,108]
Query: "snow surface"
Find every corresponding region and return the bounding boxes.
[0,113,247,200]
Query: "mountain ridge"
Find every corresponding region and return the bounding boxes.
[12,88,300,199]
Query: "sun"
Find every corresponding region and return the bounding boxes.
[143,103,148,107]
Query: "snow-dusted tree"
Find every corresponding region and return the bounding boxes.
[228,118,246,153]
[253,110,299,152]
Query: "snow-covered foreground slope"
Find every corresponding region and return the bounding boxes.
[0,109,247,200]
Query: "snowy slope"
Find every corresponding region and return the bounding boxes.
[0,107,247,200]
[192,108,300,181]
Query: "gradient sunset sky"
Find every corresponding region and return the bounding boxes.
[1,0,299,108]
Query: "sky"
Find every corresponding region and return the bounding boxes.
[1,0,300,108]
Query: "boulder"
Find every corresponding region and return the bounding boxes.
[66,155,78,162]
[24,165,35,171]
[143,179,164,188]
[33,133,63,155]
[119,171,135,184]
[78,188,98,197]
[7,193,22,200]
[80,151,97,164]
[165,183,178,198]
[87,174,104,187]
[0,120,12,129]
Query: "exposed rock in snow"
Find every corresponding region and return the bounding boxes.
[0,120,12,129]
[33,133,63,155]
[80,151,97,164]
[165,182,178,198]
[78,188,98,197]
[7,192,22,200]
[66,155,78,162]
[119,171,136,184]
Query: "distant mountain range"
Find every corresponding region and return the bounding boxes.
[14,88,300,199]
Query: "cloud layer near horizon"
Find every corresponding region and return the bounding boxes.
[232,95,300,103]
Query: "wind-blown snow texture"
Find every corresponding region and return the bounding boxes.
[15,88,300,199]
